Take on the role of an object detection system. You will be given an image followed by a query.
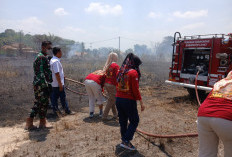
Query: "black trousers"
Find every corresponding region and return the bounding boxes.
[116,97,139,142]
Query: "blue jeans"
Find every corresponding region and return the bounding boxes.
[116,97,139,142]
[51,86,70,114]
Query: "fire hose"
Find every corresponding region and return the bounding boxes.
[136,128,198,138]
[195,71,202,106]
[64,77,87,96]
[65,77,199,138]
[65,77,85,86]
[65,77,107,97]
[136,71,201,138]
[65,86,88,96]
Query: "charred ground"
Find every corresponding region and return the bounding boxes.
[0,56,224,157]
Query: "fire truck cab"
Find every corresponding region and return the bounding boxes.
[165,32,232,95]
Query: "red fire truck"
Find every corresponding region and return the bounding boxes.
[165,32,232,96]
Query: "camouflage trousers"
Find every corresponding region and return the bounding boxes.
[29,85,50,119]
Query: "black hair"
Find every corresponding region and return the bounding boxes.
[47,41,52,45]
[122,53,142,79]
[133,55,142,68]
[41,41,52,47]
[53,47,61,56]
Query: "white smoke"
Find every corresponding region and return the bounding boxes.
[67,43,83,58]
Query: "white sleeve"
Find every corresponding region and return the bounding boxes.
[52,61,60,74]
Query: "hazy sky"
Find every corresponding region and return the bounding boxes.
[0,0,231,50]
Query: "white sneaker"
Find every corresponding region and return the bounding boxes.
[120,141,136,151]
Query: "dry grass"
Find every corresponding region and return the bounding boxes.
[2,55,221,157]
[0,71,18,78]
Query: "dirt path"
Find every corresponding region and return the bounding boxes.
[0,125,28,156]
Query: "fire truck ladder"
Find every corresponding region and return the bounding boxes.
[171,32,181,76]
[183,34,226,39]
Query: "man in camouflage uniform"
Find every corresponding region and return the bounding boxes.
[25,41,53,130]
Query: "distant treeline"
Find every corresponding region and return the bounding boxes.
[0,29,173,61]
[0,29,76,57]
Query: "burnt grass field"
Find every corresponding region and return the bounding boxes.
[0,56,224,157]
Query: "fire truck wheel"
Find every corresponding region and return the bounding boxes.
[186,88,207,100]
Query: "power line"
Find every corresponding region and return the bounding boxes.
[87,37,118,44]
[85,36,154,50]
[120,36,152,44]
[86,36,152,45]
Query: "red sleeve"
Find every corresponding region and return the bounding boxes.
[130,70,142,100]
[115,64,120,72]
[115,64,120,76]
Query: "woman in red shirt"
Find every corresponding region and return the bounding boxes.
[198,71,232,157]
[102,52,119,120]
[84,70,106,118]
[116,53,145,150]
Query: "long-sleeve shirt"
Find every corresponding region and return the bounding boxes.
[116,69,142,100]
[105,63,120,86]
[33,52,52,88]
[85,70,106,89]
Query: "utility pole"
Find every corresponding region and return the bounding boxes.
[81,42,85,57]
[19,30,23,55]
[119,36,120,54]
[90,43,92,50]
